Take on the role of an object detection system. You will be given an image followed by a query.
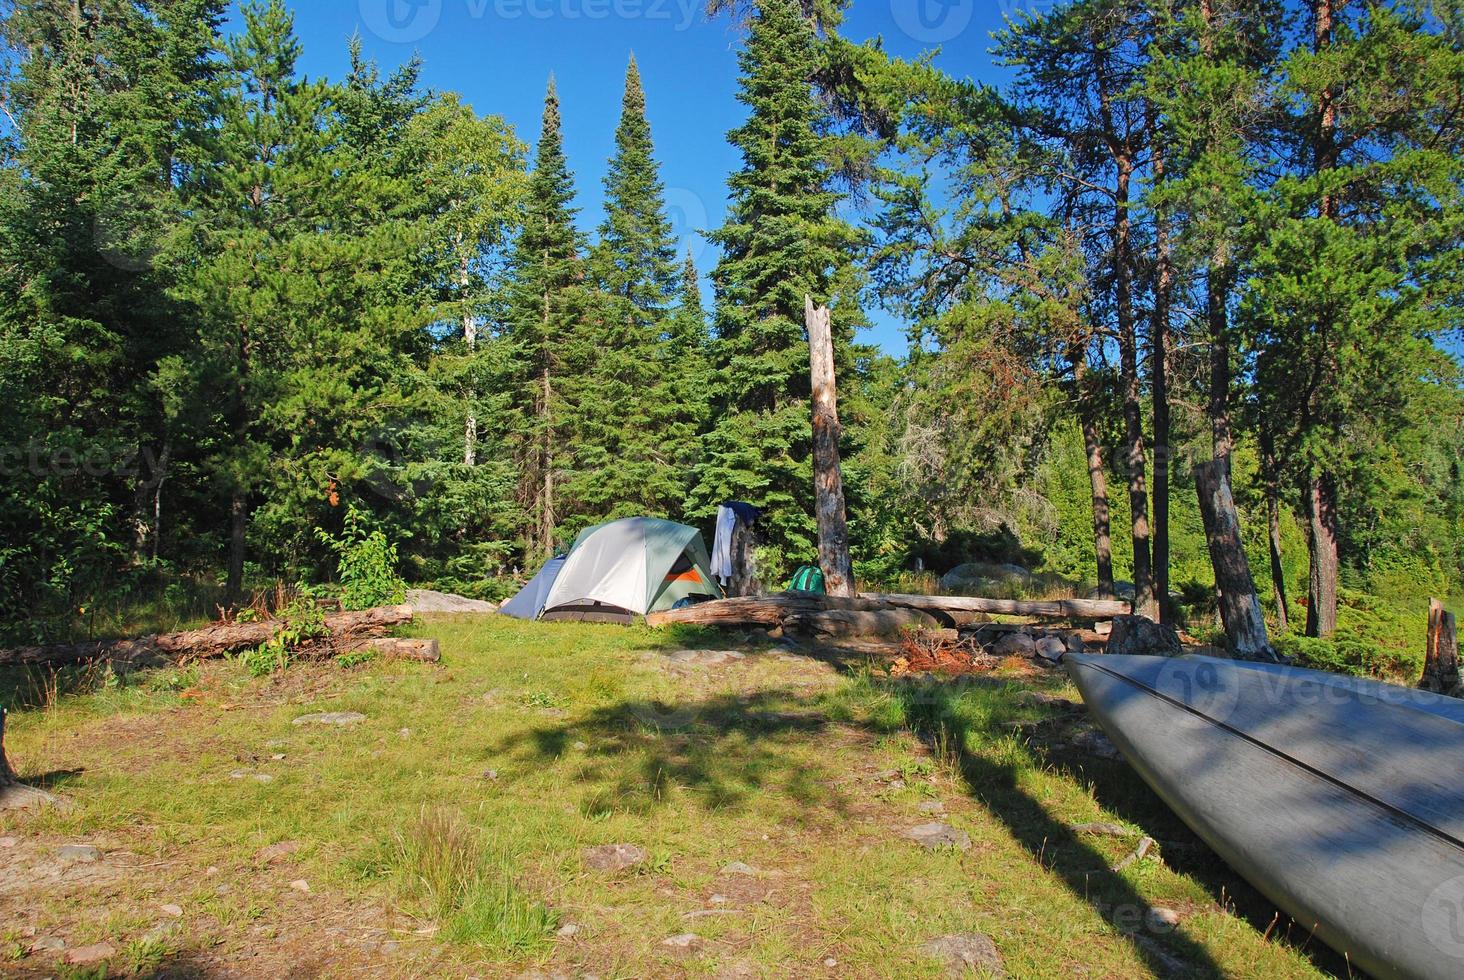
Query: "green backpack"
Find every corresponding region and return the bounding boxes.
[788,565,826,594]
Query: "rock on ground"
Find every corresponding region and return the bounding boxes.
[903,822,972,851]
[1105,615,1182,657]
[665,649,746,668]
[256,840,301,865]
[58,844,100,863]
[922,933,1005,978]
[990,632,1035,659]
[719,861,757,876]
[1071,821,1129,838]
[405,589,498,613]
[1072,729,1124,761]
[582,843,647,872]
[64,942,116,966]
[291,711,367,726]
[0,783,63,811]
[660,933,703,956]
[940,563,1031,592]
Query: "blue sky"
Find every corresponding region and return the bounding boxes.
[237,0,1035,352]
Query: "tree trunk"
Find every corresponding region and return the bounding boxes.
[1304,474,1339,637]
[0,707,16,787]
[1194,459,1279,661]
[226,491,247,605]
[1113,158,1154,619]
[1260,425,1290,632]
[461,253,479,467]
[1073,350,1114,596]
[1208,267,1234,465]
[1150,137,1173,622]
[1420,598,1460,696]
[805,296,853,598]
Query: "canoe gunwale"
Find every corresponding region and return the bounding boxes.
[1073,656,1464,857]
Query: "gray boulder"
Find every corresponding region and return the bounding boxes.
[922,933,1005,978]
[405,589,498,613]
[940,562,1030,593]
[990,632,1035,658]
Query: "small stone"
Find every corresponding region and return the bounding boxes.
[160,903,184,917]
[1072,729,1123,761]
[291,711,367,726]
[289,879,311,893]
[1033,635,1068,663]
[824,958,838,967]
[30,937,65,954]
[719,861,757,876]
[398,728,411,737]
[922,933,1005,978]
[709,893,728,905]
[205,865,219,874]
[256,840,302,865]
[482,769,499,781]
[58,843,101,863]
[917,800,946,815]
[64,942,117,966]
[0,836,17,847]
[556,922,580,938]
[380,941,399,955]
[573,741,588,751]
[903,822,972,851]
[1147,907,1181,930]
[582,843,647,872]
[271,753,287,761]
[230,768,273,783]
[1072,822,1129,838]
[660,932,703,955]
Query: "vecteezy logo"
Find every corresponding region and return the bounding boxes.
[1423,876,1464,960]
[890,0,975,44]
[664,187,709,265]
[359,0,443,44]
[358,428,432,503]
[1151,656,1242,726]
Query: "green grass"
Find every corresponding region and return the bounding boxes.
[0,616,1334,977]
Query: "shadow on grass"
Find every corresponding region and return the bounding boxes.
[496,649,1317,977]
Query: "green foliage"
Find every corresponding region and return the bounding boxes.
[240,594,328,678]
[315,507,407,611]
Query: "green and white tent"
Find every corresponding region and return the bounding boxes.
[513,517,721,624]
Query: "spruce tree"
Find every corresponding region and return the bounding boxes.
[695,0,861,567]
[503,78,587,560]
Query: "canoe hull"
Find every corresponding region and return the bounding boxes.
[1067,653,1464,980]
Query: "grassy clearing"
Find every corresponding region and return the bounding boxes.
[0,616,1337,977]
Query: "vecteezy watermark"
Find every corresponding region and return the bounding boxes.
[1423,876,1464,960]
[0,442,166,482]
[664,187,710,266]
[359,0,443,44]
[890,0,976,44]
[359,0,701,43]
[357,428,433,503]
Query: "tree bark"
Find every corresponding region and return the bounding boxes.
[1150,136,1173,623]
[1194,459,1280,661]
[1420,598,1460,696]
[1072,350,1114,596]
[0,707,16,788]
[0,604,415,668]
[1304,474,1340,637]
[226,491,248,605]
[1260,424,1291,631]
[461,252,479,467]
[863,592,1131,620]
[1113,158,1154,618]
[805,296,853,598]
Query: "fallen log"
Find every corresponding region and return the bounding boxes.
[0,604,416,669]
[645,592,895,629]
[347,637,441,663]
[861,592,1131,620]
[784,608,938,639]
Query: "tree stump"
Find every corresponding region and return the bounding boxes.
[1420,599,1460,696]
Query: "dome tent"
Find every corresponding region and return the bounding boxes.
[504,518,721,624]
[498,556,566,620]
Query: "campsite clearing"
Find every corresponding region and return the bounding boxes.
[2,616,1333,977]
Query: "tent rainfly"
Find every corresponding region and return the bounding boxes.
[501,518,721,624]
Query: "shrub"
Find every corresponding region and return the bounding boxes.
[239,594,328,678]
[315,506,407,611]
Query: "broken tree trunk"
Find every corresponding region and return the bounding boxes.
[1420,599,1460,696]
[806,296,854,597]
[861,592,1130,620]
[1194,459,1280,662]
[0,707,16,787]
[0,604,416,669]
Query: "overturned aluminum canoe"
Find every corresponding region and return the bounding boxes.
[1066,653,1464,980]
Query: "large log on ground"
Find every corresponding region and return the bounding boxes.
[646,593,907,630]
[785,608,938,639]
[0,604,416,668]
[860,592,1130,620]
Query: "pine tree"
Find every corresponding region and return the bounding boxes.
[695,0,862,567]
[503,77,588,560]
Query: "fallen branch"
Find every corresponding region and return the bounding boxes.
[0,604,416,669]
[860,592,1131,620]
